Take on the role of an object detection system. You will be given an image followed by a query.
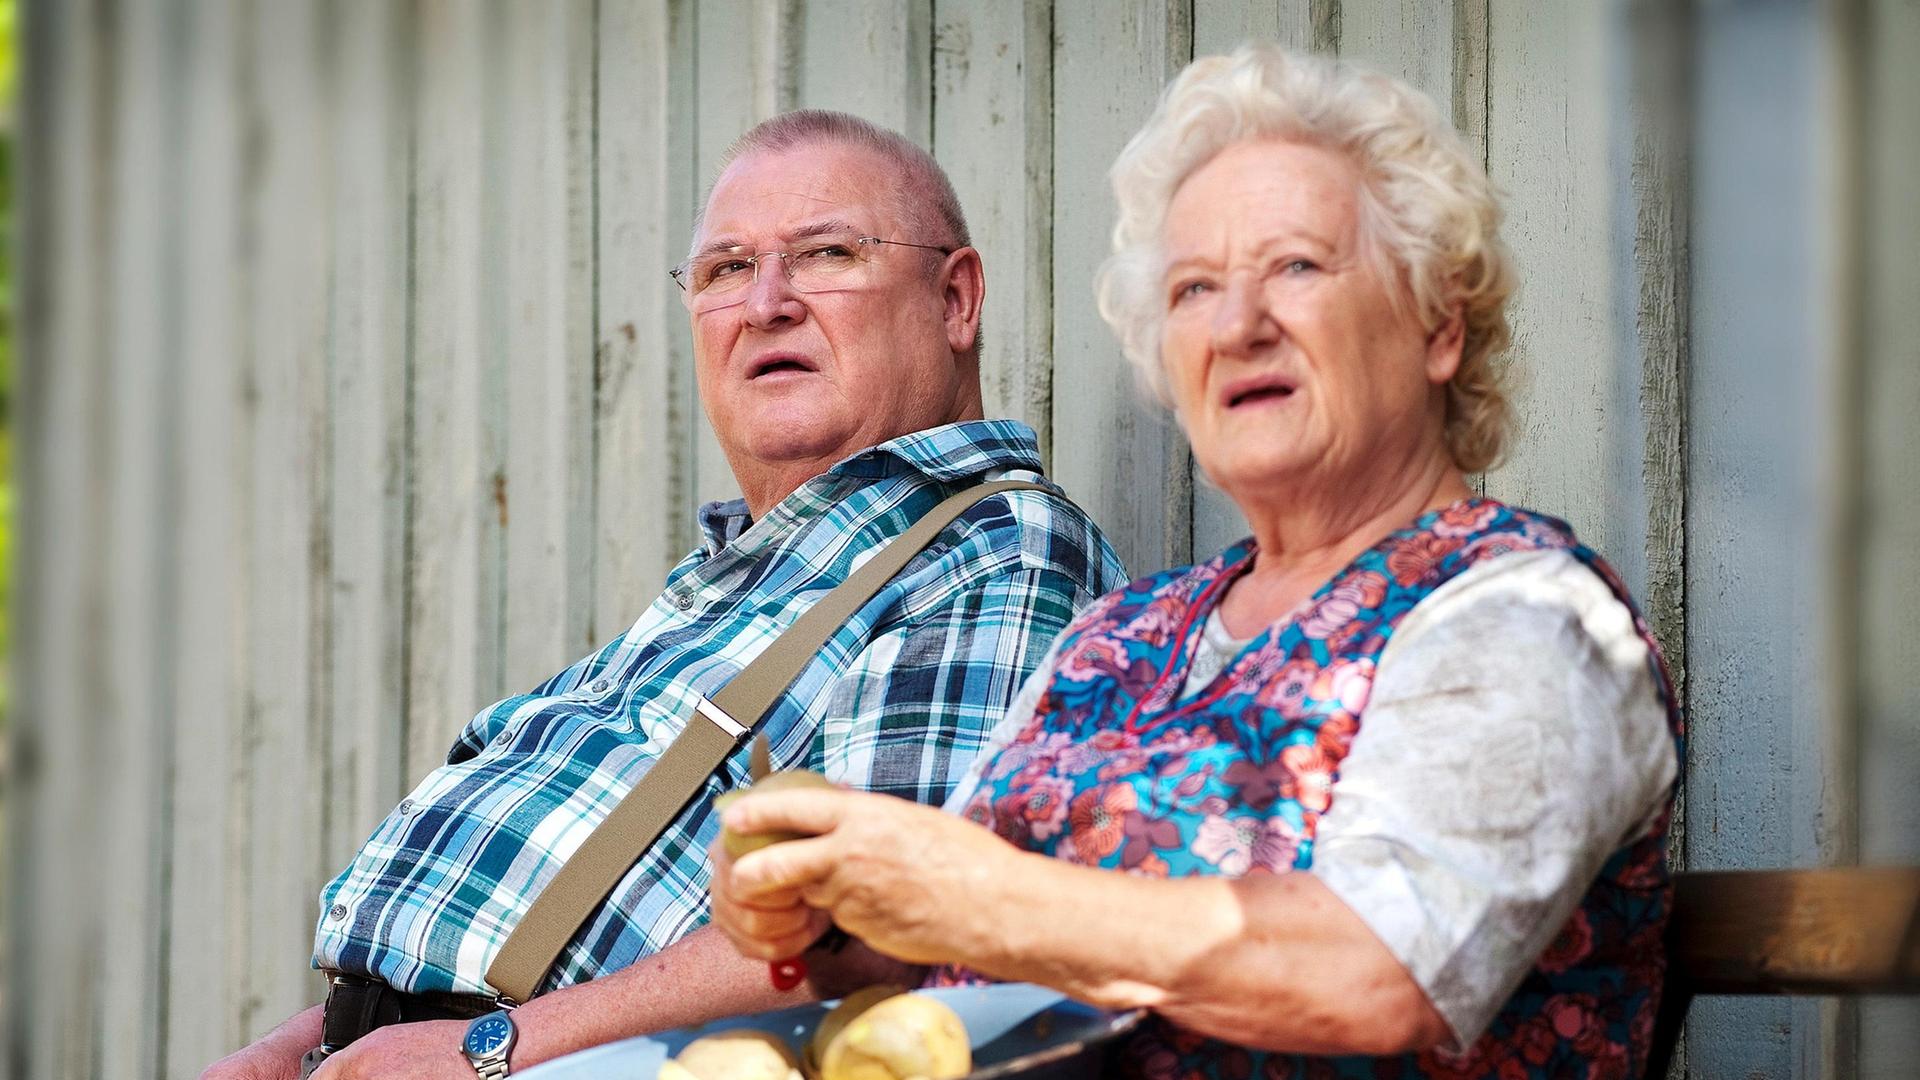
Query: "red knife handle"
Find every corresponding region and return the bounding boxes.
[769,956,807,991]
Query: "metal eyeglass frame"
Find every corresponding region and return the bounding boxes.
[669,236,956,305]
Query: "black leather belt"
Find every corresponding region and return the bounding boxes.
[299,972,499,1077]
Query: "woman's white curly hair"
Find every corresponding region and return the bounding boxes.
[1094,44,1517,472]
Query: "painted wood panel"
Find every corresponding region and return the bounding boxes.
[596,0,700,628]
[500,2,599,691]
[1051,0,1194,576]
[1192,0,1316,57]
[322,0,413,879]
[235,0,334,1035]
[1338,0,1459,117]
[1684,5,1842,1076]
[14,0,110,1074]
[1482,3,1637,564]
[796,0,932,147]
[98,1,177,1073]
[932,0,1054,453]
[159,0,252,1066]
[1853,1,1920,1073]
[407,1,506,773]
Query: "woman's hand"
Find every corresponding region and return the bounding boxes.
[709,787,1021,968]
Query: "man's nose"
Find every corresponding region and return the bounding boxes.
[1210,274,1276,357]
[741,255,807,328]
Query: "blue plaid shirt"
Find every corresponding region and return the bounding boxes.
[313,420,1126,995]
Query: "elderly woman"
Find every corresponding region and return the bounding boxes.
[709,45,1679,1078]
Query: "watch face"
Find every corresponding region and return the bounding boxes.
[464,1013,514,1057]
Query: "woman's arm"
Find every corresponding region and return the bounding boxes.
[713,790,1450,1056]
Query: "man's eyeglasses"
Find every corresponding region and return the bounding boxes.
[670,234,955,311]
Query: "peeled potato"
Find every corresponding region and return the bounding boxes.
[816,992,971,1080]
[715,770,834,858]
[671,1029,804,1080]
[804,985,907,1077]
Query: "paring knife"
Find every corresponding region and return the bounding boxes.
[749,734,808,992]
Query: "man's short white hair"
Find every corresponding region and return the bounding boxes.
[1095,44,1517,473]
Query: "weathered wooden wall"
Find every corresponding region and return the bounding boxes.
[11,1,1915,1077]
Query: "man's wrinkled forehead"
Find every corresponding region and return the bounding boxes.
[693,142,900,252]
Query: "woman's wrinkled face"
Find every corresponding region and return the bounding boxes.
[1158,139,1460,508]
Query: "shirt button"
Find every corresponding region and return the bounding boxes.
[674,594,694,611]
[329,904,348,922]
[495,731,511,746]
[397,799,414,815]
[590,678,611,694]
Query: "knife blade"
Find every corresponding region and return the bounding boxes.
[750,732,771,783]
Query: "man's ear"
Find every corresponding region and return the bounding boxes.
[942,247,986,358]
[1424,302,1466,385]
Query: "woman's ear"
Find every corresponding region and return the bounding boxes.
[942,247,986,358]
[1424,303,1466,385]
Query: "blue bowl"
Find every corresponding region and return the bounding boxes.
[518,983,1143,1079]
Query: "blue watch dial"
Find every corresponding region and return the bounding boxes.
[464,1013,513,1056]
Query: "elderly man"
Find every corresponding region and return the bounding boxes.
[205,110,1124,1080]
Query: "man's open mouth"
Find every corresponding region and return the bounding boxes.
[748,354,818,379]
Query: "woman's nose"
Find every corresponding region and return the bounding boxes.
[1210,274,1276,356]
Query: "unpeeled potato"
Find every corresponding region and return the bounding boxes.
[804,985,907,1078]
[715,770,833,858]
[670,1029,805,1080]
[814,992,971,1080]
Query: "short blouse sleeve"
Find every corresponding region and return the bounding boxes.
[1309,548,1677,1049]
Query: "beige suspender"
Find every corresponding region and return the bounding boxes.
[484,480,1051,1004]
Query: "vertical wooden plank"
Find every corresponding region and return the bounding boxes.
[500,3,599,689]
[13,0,110,1074]
[1052,0,1193,576]
[1336,0,1458,116]
[1186,3,1320,558]
[1684,6,1839,1076]
[1857,0,1920,1071]
[795,0,932,146]
[98,0,182,1072]
[323,0,413,871]
[1857,0,1920,870]
[234,0,334,1036]
[1192,0,1315,57]
[597,0,699,618]
[162,0,249,1064]
[408,0,507,769]
[689,0,796,508]
[1480,5,1634,559]
[931,0,1053,454]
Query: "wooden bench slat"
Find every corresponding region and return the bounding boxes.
[1667,867,1920,995]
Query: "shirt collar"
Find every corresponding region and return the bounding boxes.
[695,419,1043,552]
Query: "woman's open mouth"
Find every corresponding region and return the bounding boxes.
[1222,377,1297,409]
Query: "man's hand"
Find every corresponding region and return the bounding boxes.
[199,1004,322,1080]
[307,1019,472,1080]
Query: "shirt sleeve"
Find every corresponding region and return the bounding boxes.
[1309,548,1678,1050]
[815,565,1095,810]
[941,633,1070,813]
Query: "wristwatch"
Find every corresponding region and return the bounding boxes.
[462,1009,517,1079]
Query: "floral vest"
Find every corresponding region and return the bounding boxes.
[943,500,1683,1079]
